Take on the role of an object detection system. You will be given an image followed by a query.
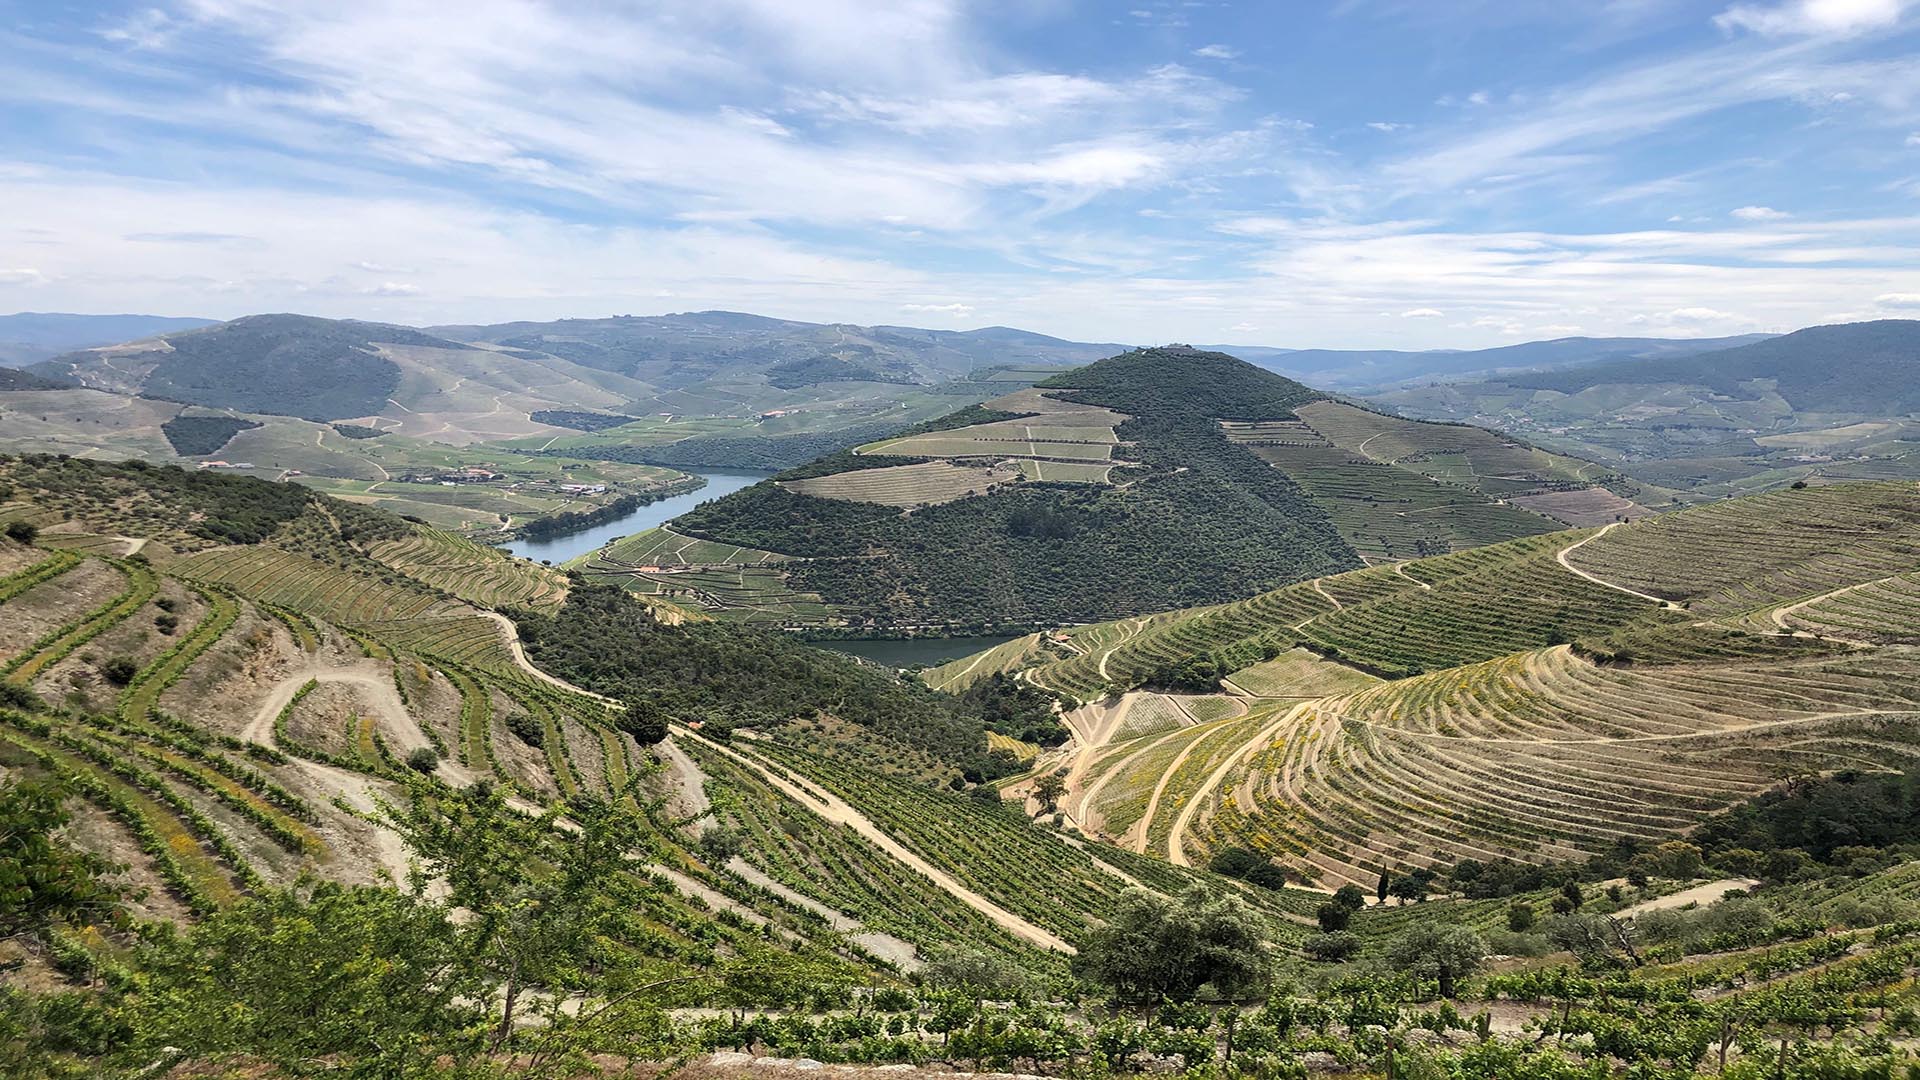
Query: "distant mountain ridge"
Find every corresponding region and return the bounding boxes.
[428,311,1129,389]
[34,313,474,421]
[0,311,215,367]
[1364,319,1920,499]
[1499,320,1920,414]
[1210,333,1775,389]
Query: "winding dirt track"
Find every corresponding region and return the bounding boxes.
[1132,721,1231,854]
[1095,619,1146,683]
[483,613,620,703]
[689,730,1075,954]
[1769,577,1882,639]
[1554,523,1679,608]
[242,665,434,887]
[1165,703,1309,867]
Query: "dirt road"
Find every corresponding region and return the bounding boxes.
[690,731,1074,954]
[1554,524,1678,608]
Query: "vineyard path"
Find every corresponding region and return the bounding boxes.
[1554,523,1681,608]
[1166,701,1311,867]
[688,729,1075,954]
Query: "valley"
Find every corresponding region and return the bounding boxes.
[12,321,1920,1080]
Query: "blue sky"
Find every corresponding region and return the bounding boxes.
[4,0,1920,347]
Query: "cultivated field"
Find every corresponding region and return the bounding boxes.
[780,460,1021,506]
[954,481,1920,887]
[858,387,1130,468]
[594,526,790,569]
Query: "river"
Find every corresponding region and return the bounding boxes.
[498,469,769,564]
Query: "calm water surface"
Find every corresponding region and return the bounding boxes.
[498,469,767,564]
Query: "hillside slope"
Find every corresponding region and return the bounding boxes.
[937,479,1920,889]
[0,453,1310,990]
[660,348,1362,627]
[1370,319,1920,499]
[626,347,1647,625]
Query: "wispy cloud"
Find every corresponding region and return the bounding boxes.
[1715,0,1910,38]
[4,1,1920,349]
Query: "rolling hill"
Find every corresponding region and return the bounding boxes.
[609,347,1650,627]
[933,479,1920,891]
[29,311,1120,471]
[17,445,1920,1079]
[0,311,215,367]
[1215,332,1773,389]
[1370,319,1920,499]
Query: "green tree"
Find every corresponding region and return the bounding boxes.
[1507,899,1536,932]
[0,777,124,941]
[923,946,1029,1000]
[98,657,139,687]
[3,520,37,544]
[386,782,647,1051]
[1302,931,1360,963]
[1031,769,1068,813]
[1389,924,1486,999]
[619,696,670,746]
[1073,888,1270,1002]
[129,878,473,1074]
[1315,901,1351,933]
[1331,883,1368,911]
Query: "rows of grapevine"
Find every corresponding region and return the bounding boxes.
[5,558,158,685]
[1568,481,1920,613]
[781,461,1022,507]
[369,529,568,608]
[688,740,1052,967]
[1191,645,1920,886]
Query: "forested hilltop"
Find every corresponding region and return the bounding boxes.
[635,346,1644,628]
[667,348,1363,627]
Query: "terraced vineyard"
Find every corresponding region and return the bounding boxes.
[1221,399,1654,562]
[369,530,568,608]
[780,459,1022,506]
[859,387,1129,466]
[591,526,790,569]
[1564,482,1920,614]
[946,480,1920,889]
[612,566,836,625]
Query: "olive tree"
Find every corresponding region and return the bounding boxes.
[1389,924,1486,999]
[1074,887,1270,1002]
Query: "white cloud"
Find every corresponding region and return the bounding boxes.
[1368,121,1411,132]
[901,302,974,316]
[1732,204,1789,219]
[1876,292,1920,306]
[1629,306,1752,328]
[99,8,175,50]
[1192,44,1239,60]
[1715,0,1909,37]
[361,281,420,296]
[1399,307,1444,317]
[0,269,47,285]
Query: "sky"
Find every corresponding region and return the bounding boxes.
[4,0,1920,348]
